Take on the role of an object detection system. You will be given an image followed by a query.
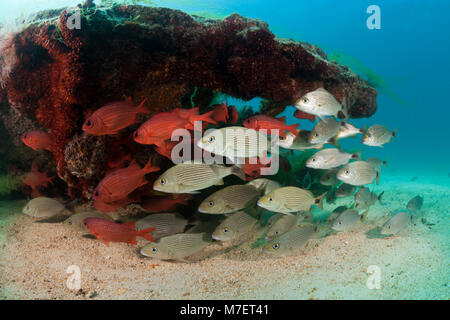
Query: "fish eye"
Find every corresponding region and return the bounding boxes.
[134,131,138,137]
[314,133,319,137]
[68,221,72,225]
[312,158,316,162]
[223,228,229,233]
[268,197,273,202]
[338,221,342,224]
[86,119,92,127]
[275,231,279,235]
[208,201,214,207]
[367,133,372,138]
[272,243,280,250]
[23,134,27,139]
[151,247,158,253]
[94,190,99,197]
[302,97,309,104]
[345,170,350,175]
[159,178,167,185]
[208,136,215,143]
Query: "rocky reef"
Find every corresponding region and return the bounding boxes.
[0,1,377,199]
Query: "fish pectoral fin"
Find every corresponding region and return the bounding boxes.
[215,179,224,186]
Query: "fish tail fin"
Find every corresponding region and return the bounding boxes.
[392,128,398,138]
[361,209,369,223]
[137,227,156,242]
[328,135,340,148]
[338,96,349,120]
[136,98,150,114]
[143,156,160,174]
[192,110,218,126]
[48,176,55,184]
[315,192,327,209]
[359,125,367,134]
[231,165,246,181]
[352,151,362,160]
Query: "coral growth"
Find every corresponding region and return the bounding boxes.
[0,3,377,198]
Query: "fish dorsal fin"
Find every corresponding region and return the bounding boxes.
[315,87,328,93]
[277,116,286,122]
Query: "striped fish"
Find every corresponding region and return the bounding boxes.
[337,161,377,186]
[278,130,324,150]
[257,186,325,215]
[263,224,315,256]
[197,126,270,162]
[265,213,304,240]
[331,209,365,231]
[153,162,246,194]
[93,157,160,203]
[198,184,262,214]
[136,213,188,240]
[381,210,412,235]
[140,232,211,262]
[212,211,258,241]
[294,87,345,120]
[306,148,360,169]
[362,125,397,147]
[309,118,342,145]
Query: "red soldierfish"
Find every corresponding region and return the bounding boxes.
[82,98,149,136]
[93,157,160,203]
[83,218,155,246]
[243,115,298,136]
[141,194,192,213]
[22,163,54,190]
[133,108,216,147]
[293,110,315,122]
[22,131,52,151]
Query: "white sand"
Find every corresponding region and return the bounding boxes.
[0,173,449,300]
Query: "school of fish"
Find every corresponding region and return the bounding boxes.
[19,89,419,262]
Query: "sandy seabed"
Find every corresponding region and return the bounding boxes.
[0,173,449,300]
